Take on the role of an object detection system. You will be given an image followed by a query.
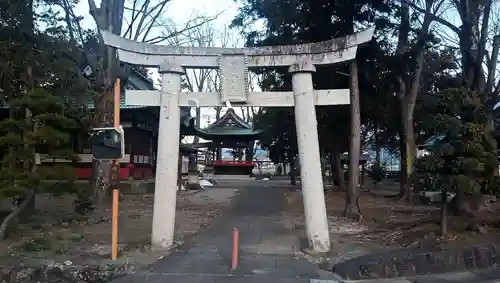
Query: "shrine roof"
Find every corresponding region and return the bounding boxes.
[119,71,155,109]
[193,127,262,138]
[59,70,156,110]
[88,71,154,109]
[206,108,252,130]
[0,70,155,110]
[185,108,262,140]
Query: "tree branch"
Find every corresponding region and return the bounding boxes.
[123,0,150,39]
[88,0,106,30]
[404,0,460,34]
[477,0,493,74]
[488,35,500,102]
[132,0,152,40]
[139,0,170,42]
[144,12,223,44]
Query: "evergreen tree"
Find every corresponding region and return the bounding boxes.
[0,88,78,238]
[0,0,91,238]
[413,88,498,235]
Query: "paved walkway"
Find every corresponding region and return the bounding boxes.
[113,180,323,283]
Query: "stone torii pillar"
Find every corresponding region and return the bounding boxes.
[151,62,183,247]
[99,27,375,253]
[290,62,329,251]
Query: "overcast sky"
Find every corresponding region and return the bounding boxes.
[75,0,239,31]
[74,0,260,145]
[74,0,250,130]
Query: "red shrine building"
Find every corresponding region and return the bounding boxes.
[184,108,263,175]
[71,70,195,180]
[0,69,263,179]
[71,70,161,179]
[2,70,163,180]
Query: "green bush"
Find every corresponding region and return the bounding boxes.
[368,162,388,183]
[483,176,500,195]
[412,88,497,199]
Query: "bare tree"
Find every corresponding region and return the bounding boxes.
[405,0,500,212]
[120,0,222,44]
[58,0,220,205]
[242,71,262,124]
[344,59,362,219]
[241,72,264,161]
[396,0,446,200]
[163,18,219,143]
[161,23,244,143]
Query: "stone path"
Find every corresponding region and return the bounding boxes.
[110,179,500,283]
[112,180,324,283]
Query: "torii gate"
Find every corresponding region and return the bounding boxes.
[100,27,375,253]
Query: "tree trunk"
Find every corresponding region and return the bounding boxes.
[92,159,111,204]
[0,189,35,240]
[395,0,409,198]
[440,185,448,236]
[178,152,184,191]
[333,151,346,190]
[448,190,475,217]
[290,157,297,186]
[485,115,498,177]
[374,127,380,165]
[395,0,431,200]
[403,106,416,201]
[24,66,36,215]
[215,106,221,120]
[344,60,361,220]
[374,122,381,188]
[89,0,124,207]
[321,155,327,181]
[398,122,407,196]
[328,154,335,186]
[92,77,115,205]
[328,153,337,187]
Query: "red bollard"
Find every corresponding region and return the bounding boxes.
[231,228,239,270]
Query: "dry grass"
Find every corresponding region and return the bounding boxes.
[285,185,500,254]
[0,188,239,266]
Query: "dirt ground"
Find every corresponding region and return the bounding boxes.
[284,183,500,263]
[0,188,239,268]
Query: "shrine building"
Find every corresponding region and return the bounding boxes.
[185,108,263,175]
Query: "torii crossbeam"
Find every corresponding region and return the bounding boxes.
[100,27,375,253]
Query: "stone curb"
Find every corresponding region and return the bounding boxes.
[311,279,412,283]
[320,267,500,283]
[332,244,500,280]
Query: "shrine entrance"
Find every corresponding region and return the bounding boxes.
[99,27,375,253]
[186,108,262,176]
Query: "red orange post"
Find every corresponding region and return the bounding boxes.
[111,188,119,259]
[231,228,239,270]
[111,78,120,260]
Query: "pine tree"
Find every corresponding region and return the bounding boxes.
[0,0,89,238]
[413,88,498,235]
[0,87,78,238]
